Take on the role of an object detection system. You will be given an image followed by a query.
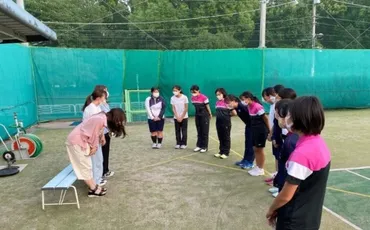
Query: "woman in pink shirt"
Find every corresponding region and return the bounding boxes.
[66,108,127,197]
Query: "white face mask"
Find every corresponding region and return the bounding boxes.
[285,115,293,132]
[216,95,223,100]
[192,93,197,97]
[241,101,248,106]
[270,96,276,103]
[173,91,179,96]
[153,92,160,98]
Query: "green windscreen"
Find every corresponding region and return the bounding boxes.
[264,49,370,108]
[0,45,37,139]
[160,49,263,116]
[31,47,125,121]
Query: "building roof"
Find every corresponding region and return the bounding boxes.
[0,0,57,43]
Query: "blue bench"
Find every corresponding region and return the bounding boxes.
[41,164,80,210]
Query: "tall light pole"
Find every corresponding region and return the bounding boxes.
[259,0,268,48]
[312,0,320,49]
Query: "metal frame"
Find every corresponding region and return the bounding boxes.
[124,89,151,122]
[0,0,57,42]
[41,186,80,210]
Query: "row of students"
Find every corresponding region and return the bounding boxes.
[66,85,127,197]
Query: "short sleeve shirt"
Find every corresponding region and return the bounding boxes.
[191,93,209,116]
[171,94,189,119]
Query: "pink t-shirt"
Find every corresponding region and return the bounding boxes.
[286,135,331,180]
[67,113,107,150]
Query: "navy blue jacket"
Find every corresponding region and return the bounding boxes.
[274,132,299,191]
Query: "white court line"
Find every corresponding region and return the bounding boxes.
[323,206,362,230]
[346,170,370,181]
[330,166,370,172]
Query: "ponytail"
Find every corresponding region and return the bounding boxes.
[240,91,262,105]
[252,96,262,105]
[82,94,93,112]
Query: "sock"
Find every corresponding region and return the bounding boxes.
[151,136,157,143]
[158,137,163,144]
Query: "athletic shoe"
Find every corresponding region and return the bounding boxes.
[264,177,274,183]
[235,161,244,166]
[175,145,180,149]
[99,179,107,186]
[268,187,279,193]
[220,154,228,159]
[240,162,254,169]
[103,171,114,178]
[152,143,158,149]
[272,192,279,198]
[200,149,207,153]
[180,145,187,149]
[214,153,221,158]
[248,167,265,176]
[157,144,162,149]
[194,147,201,152]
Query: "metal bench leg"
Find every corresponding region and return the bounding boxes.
[59,190,67,205]
[42,191,45,210]
[71,186,80,209]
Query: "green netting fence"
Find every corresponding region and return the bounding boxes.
[1,44,370,139]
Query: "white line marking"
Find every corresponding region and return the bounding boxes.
[330,166,370,172]
[323,206,362,230]
[346,170,370,181]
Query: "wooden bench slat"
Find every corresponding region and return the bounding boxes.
[42,164,73,190]
[56,171,77,189]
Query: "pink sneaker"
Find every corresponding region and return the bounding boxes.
[264,177,274,183]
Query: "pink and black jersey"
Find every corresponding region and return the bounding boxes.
[191,93,209,116]
[215,99,231,125]
[247,101,266,128]
[277,135,331,229]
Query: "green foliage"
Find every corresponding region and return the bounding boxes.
[25,0,370,49]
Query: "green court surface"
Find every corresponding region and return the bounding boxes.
[1,110,370,230]
[325,168,370,230]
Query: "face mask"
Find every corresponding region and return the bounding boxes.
[106,91,110,99]
[285,115,293,132]
[173,91,179,96]
[153,92,159,98]
[101,98,107,105]
[192,93,197,97]
[216,95,223,100]
[270,96,276,103]
[278,117,285,129]
[241,101,248,106]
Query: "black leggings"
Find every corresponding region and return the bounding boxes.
[195,115,210,149]
[102,133,111,175]
[175,118,188,145]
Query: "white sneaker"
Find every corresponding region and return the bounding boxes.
[103,171,114,178]
[157,144,162,149]
[214,153,221,158]
[272,192,279,198]
[99,179,107,186]
[152,143,158,149]
[220,154,228,159]
[180,145,187,149]
[194,147,201,152]
[175,145,180,149]
[200,149,207,153]
[268,187,279,193]
[248,167,265,176]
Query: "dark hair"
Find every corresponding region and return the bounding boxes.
[240,91,262,105]
[225,94,240,103]
[173,85,183,94]
[275,99,292,118]
[262,87,276,97]
[274,84,285,94]
[190,85,200,92]
[215,88,227,97]
[151,87,159,93]
[290,96,325,135]
[95,85,107,91]
[82,89,107,112]
[278,88,297,99]
[106,108,127,138]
